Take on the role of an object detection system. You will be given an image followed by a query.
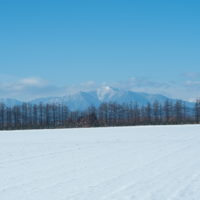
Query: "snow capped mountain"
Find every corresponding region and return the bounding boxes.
[30,86,193,110]
[96,86,170,105]
[31,91,100,111]
[0,98,22,107]
[97,86,120,101]
[0,87,194,110]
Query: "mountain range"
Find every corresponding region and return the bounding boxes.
[0,86,194,110]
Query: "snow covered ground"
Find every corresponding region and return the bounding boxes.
[0,125,200,200]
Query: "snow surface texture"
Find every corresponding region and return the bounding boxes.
[0,125,200,200]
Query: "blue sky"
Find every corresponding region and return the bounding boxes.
[0,0,200,100]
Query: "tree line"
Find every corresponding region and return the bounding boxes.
[0,99,200,130]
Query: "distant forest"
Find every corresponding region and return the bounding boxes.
[0,99,200,130]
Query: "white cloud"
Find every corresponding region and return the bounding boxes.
[185,80,200,86]
[0,77,65,101]
[19,77,47,87]
[2,77,47,92]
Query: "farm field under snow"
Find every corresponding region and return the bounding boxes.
[0,125,200,200]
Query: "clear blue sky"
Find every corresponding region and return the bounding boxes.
[0,0,200,100]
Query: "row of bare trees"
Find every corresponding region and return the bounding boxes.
[0,99,200,130]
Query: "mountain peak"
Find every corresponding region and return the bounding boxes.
[97,86,120,101]
[98,86,117,91]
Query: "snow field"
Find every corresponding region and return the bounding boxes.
[0,125,200,200]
